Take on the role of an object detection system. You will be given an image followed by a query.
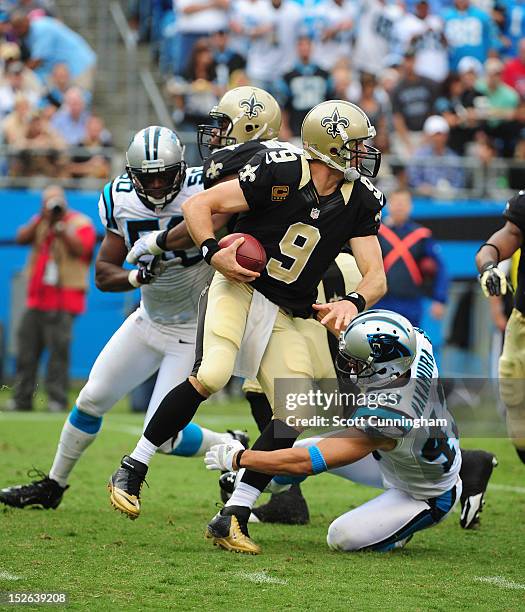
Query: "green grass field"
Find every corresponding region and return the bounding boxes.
[1,391,525,611]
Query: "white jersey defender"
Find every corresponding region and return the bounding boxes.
[295,315,462,551]
[353,329,461,500]
[98,167,213,329]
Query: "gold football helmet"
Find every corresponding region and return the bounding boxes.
[198,86,281,159]
[301,100,381,181]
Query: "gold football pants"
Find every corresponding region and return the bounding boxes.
[499,308,525,450]
[193,272,314,416]
[241,252,363,399]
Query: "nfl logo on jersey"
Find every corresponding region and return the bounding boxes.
[310,208,320,220]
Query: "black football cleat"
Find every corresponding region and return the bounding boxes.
[251,485,310,525]
[0,469,68,509]
[459,449,498,529]
[108,455,148,520]
[206,505,261,554]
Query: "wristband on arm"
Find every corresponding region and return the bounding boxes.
[308,445,328,474]
[128,269,141,288]
[155,229,170,251]
[342,291,366,313]
[233,449,245,471]
[476,243,500,263]
[200,238,221,265]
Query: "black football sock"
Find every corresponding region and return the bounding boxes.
[246,392,273,433]
[240,419,300,494]
[516,447,525,465]
[143,379,206,446]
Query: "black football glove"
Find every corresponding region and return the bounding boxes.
[135,255,162,285]
[479,263,509,297]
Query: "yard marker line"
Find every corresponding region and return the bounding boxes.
[104,424,143,436]
[475,576,525,590]
[489,483,525,495]
[0,571,22,581]
[239,571,287,586]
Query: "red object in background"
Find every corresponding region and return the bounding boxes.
[419,256,437,280]
[218,232,267,273]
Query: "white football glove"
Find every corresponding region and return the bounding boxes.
[204,440,245,471]
[479,264,508,297]
[127,230,166,264]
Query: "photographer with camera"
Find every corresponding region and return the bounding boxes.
[8,185,96,412]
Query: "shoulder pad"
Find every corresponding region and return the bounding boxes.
[100,177,118,231]
[203,141,265,189]
[504,190,525,231]
[182,166,204,191]
[239,147,304,186]
[353,397,413,439]
[356,177,386,211]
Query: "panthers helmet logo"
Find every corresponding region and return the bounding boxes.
[367,333,411,363]
[321,108,350,139]
[239,94,265,119]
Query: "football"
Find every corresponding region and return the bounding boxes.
[218,232,267,273]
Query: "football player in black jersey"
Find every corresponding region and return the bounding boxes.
[476,190,525,466]
[198,87,363,523]
[107,99,387,554]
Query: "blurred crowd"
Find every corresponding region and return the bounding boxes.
[132,0,525,196]
[0,0,112,181]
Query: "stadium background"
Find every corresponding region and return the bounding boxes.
[0,0,519,383]
[1,2,524,608]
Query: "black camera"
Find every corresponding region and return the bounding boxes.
[46,197,66,216]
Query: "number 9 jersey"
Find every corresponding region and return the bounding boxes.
[98,167,214,326]
[236,147,384,317]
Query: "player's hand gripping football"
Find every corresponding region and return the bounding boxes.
[204,440,245,471]
[127,230,166,264]
[210,237,260,283]
[313,300,358,335]
[479,263,509,297]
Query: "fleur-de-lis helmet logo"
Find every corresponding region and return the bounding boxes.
[321,108,350,138]
[239,93,265,119]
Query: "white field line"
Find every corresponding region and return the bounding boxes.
[239,571,287,586]
[475,576,525,590]
[0,570,22,581]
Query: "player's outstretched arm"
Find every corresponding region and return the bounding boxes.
[205,430,393,476]
[126,213,233,264]
[349,235,387,307]
[314,236,387,335]
[96,231,143,292]
[181,180,250,244]
[182,181,260,282]
[476,221,522,297]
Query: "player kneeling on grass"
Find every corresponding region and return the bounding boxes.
[205,310,471,553]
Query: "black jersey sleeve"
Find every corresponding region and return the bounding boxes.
[238,147,303,211]
[503,191,525,232]
[348,178,385,239]
[203,141,264,189]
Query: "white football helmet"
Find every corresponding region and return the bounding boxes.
[337,309,417,386]
[126,126,186,208]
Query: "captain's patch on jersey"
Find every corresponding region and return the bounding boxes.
[272,185,289,201]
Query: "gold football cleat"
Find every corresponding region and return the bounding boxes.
[206,507,261,555]
[107,455,148,520]
[108,481,140,520]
